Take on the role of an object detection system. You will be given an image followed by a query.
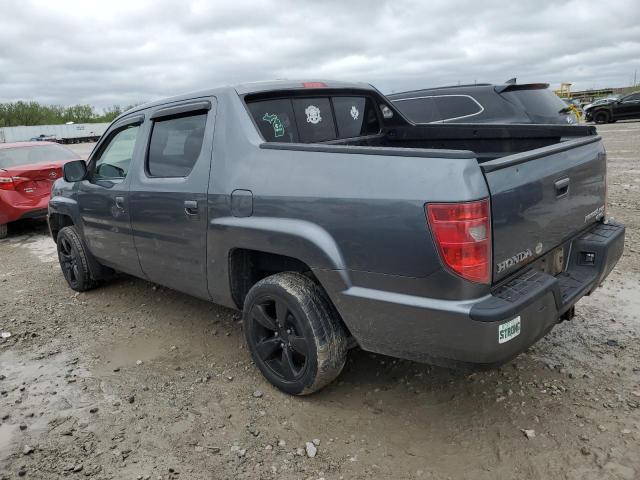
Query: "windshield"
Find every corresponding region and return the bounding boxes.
[500,88,568,122]
[0,144,80,169]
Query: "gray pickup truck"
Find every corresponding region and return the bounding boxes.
[48,80,625,395]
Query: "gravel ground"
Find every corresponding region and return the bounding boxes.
[1,122,639,480]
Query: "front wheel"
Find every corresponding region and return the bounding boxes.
[594,111,610,124]
[243,272,348,395]
[56,226,97,292]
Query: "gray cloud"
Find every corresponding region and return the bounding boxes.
[0,0,638,108]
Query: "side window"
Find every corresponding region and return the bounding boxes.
[623,93,640,102]
[248,99,299,143]
[94,124,139,179]
[432,95,483,121]
[292,97,336,142]
[147,113,207,177]
[332,97,380,138]
[392,97,443,123]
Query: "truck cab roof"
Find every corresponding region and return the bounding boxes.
[115,80,379,123]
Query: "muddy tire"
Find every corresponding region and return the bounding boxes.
[594,111,610,124]
[0,224,7,239]
[56,226,97,292]
[243,272,348,395]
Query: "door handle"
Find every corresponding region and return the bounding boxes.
[554,178,570,198]
[115,196,125,209]
[184,200,199,216]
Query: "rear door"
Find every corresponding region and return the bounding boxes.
[129,99,215,299]
[615,93,640,119]
[481,137,606,282]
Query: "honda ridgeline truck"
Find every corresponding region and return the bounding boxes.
[48,80,625,395]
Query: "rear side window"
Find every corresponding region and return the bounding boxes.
[392,97,442,123]
[432,96,483,120]
[393,95,483,123]
[292,98,336,142]
[147,113,207,177]
[248,99,299,143]
[332,97,380,138]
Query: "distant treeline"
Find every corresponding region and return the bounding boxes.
[0,101,140,127]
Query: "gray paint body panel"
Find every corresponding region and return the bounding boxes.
[48,82,624,367]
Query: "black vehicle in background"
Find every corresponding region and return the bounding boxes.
[388,82,578,125]
[584,91,640,123]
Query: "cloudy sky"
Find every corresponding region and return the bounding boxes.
[0,0,639,109]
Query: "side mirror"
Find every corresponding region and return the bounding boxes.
[63,160,88,182]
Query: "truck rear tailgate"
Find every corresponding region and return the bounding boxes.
[481,136,606,283]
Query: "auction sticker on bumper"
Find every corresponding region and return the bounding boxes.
[498,316,521,344]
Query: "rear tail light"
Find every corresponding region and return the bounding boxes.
[0,171,15,190]
[426,199,492,284]
[0,172,29,191]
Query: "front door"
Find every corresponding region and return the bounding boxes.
[615,92,640,119]
[129,100,215,299]
[77,116,144,276]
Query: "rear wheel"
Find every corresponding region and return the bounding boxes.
[594,111,610,124]
[56,226,97,292]
[0,224,7,239]
[243,272,348,395]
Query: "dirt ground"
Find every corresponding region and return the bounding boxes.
[1,122,639,480]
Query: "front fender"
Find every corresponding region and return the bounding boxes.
[48,194,83,239]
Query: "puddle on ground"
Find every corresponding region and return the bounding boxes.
[0,423,17,458]
[93,335,167,374]
[0,348,93,459]
[9,233,58,263]
[588,271,640,326]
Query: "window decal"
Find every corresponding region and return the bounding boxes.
[305,105,322,124]
[350,105,359,120]
[262,113,285,138]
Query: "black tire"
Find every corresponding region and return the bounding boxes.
[56,226,97,292]
[594,111,610,124]
[243,272,348,395]
[0,224,7,239]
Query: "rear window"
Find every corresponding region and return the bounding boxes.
[332,96,380,138]
[0,144,80,169]
[248,99,299,143]
[247,95,380,143]
[292,98,336,142]
[392,95,482,123]
[500,89,567,121]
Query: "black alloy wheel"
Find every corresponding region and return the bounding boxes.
[243,272,348,395]
[248,295,309,382]
[56,226,97,292]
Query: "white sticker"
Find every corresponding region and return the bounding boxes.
[498,316,521,344]
[350,105,359,120]
[305,105,322,124]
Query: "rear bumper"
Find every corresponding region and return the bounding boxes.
[335,221,625,366]
[0,192,50,224]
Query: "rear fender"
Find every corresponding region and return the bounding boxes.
[209,216,351,304]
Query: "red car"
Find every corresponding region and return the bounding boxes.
[0,142,81,238]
